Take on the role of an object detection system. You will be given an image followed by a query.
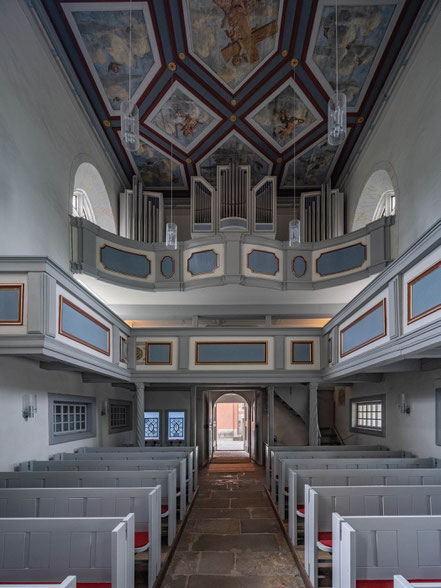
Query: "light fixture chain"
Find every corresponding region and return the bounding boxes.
[293,64,296,219]
[335,0,338,97]
[170,73,174,226]
[128,0,132,106]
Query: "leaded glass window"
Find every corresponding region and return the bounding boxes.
[144,411,160,441]
[168,411,185,441]
[53,402,87,435]
[350,396,385,436]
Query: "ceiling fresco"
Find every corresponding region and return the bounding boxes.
[39,0,425,195]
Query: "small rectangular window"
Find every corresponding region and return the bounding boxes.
[145,411,160,441]
[168,411,185,441]
[53,401,87,435]
[350,395,385,436]
[49,394,96,445]
[109,400,132,434]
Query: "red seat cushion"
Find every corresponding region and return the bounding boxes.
[161,504,168,514]
[317,531,332,549]
[134,531,149,549]
[297,505,305,514]
[0,584,112,587]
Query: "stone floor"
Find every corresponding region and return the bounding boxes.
[160,464,305,587]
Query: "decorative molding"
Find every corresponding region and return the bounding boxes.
[160,255,175,279]
[407,259,441,324]
[100,244,151,278]
[0,284,24,325]
[247,249,280,276]
[195,341,268,365]
[316,242,367,277]
[146,342,173,365]
[187,249,219,276]
[58,295,110,356]
[290,340,314,365]
[119,335,127,363]
[328,337,332,364]
[292,255,307,277]
[340,298,387,358]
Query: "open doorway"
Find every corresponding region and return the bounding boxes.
[213,393,249,456]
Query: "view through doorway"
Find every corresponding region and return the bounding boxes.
[214,396,249,453]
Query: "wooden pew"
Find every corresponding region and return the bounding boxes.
[77,446,199,490]
[0,470,177,546]
[20,458,187,521]
[265,444,386,489]
[288,468,441,547]
[305,485,441,587]
[394,577,441,587]
[0,578,76,588]
[332,514,441,588]
[0,515,134,588]
[54,451,194,501]
[0,486,161,588]
[274,452,421,518]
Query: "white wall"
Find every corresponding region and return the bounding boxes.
[343,5,441,258]
[334,370,441,459]
[0,2,122,271]
[274,397,308,446]
[0,357,135,471]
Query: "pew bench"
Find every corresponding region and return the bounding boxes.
[0,486,162,588]
[77,446,199,490]
[56,451,194,501]
[19,458,187,522]
[0,578,76,588]
[0,515,134,588]
[305,485,441,587]
[288,467,441,546]
[332,514,441,588]
[276,455,433,519]
[394,577,441,587]
[0,470,176,546]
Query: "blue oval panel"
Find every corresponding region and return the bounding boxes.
[316,243,366,276]
[247,250,279,276]
[101,245,150,278]
[187,250,218,276]
[293,256,307,277]
[161,256,175,278]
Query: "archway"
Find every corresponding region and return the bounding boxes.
[72,162,116,233]
[352,169,396,231]
[214,393,249,455]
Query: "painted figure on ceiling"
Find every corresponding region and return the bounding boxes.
[175,109,204,137]
[275,110,305,141]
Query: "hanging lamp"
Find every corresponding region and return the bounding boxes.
[121,1,139,152]
[166,78,178,250]
[288,61,301,246]
[328,0,347,146]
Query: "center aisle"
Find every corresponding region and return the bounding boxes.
[161,461,305,587]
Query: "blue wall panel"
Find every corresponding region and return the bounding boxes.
[60,298,110,355]
[147,343,172,364]
[196,342,267,364]
[187,250,218,276]
[247,250,279,276]
[160,256,174,278]
[409,261,441,322]
[316,243,366,276]
[341,300,386,356]
[293,256,307,277]
[101,245,150,278]
[292,342,313,363]
[0,286,22,324]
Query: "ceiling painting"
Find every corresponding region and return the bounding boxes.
[40,0,425,196]
[182,0,283,92]
[246,78,322,153]
[145,81,223,153]
[128,137,188,190]
[197,131,272,186]
[307,0,403,110]
[62,2,162,115]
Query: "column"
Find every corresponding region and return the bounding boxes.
[268,385,275,445]
[309,382,319,446]
[135,382,145,447]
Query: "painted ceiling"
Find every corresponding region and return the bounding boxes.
[39,0,424,196]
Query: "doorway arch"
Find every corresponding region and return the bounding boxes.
[213,393,250,454]
[72,161,116,233]
[352,168,396,231]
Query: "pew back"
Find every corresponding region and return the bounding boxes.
[288,467,441,546]
[0,578,76,588]
[332,514,441,588]
[0,515,134,587]
[306,486,441,587]
[0,469,176,546]
[0,486,161,587]
[394,576,441,588]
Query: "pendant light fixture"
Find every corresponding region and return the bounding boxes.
[166,73,178,250]
[121,1,139,152]
[328,0,347,146]
[289,60,301,246]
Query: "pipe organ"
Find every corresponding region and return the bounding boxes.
[191,165,277,238]
[300,182,344,243]
[119,176,164,243]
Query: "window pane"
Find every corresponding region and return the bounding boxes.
[144,411,160,441]
[168,411,185,441]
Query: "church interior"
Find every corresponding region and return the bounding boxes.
[1,0,441,586]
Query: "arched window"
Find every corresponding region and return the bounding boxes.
[72,188,96,223]
[352,169,396,231]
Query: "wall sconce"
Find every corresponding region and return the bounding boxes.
[398,393,410,415]
[22,394,37,420]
